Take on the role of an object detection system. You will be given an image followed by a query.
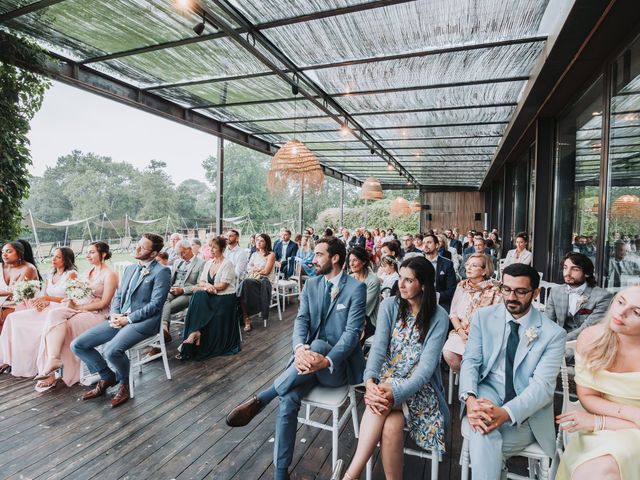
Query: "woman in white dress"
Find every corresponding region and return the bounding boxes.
[504,231,533,267]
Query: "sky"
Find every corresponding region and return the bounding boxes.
[27,81,220,185]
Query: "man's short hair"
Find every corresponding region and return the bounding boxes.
[283,229,292,236]
[502,263,540,290]
[142,233,164,253]
[228,229,240,237]
[424,233,439,245]
[177,239,192,250]
[317,236,347,268]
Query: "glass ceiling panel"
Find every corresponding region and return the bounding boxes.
[227,0,371,24]
[215,100,330,122]
[338,82,526,113]
[262,0,548,67]
[306,43,543,95]
[356,106,515,129]
[380,138,501,149]
[232,117,340,134]
[0,1,34,15]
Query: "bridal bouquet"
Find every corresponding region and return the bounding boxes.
[12,280,42,303]
[65,279,93,305]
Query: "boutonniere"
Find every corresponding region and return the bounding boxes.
[576,295,588,310]
[525,327,538,346]
[330,286,340,301]
[140,267,150,278]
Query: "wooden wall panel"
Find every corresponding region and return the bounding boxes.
[420,191,486,233]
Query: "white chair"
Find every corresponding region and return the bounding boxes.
[550,340,580,477]
[365,430,442,480]
[277,259,302,310]
[447,368,459,404]
[460,420,551,480]
[268,263,282,325]
[127,320,172,398]
[113,261,134,279]
[532,280,562,312]
[297,384,360,470]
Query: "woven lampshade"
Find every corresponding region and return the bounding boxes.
[612,194,640,218]
[360,176,383,200]
[390,196,411,216]
[267,139,324,193]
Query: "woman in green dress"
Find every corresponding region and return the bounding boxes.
[177,235,239,360]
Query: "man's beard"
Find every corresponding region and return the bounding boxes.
[504,298,531,315]
[315,262,333,276]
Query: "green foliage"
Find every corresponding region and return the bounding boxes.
[0,31,50,243]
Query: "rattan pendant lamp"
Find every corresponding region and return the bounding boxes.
[390,196,411,216]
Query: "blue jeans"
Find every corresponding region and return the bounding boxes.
[71,321,148,383]
[272,339,348,479]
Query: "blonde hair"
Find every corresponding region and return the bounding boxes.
[466,253,494,279]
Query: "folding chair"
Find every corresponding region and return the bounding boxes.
[127,320,172,398]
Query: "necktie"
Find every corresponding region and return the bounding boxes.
[504,320,520,403]
[318,280,332,340]
[613,261,622,288]
[122,265,142,313]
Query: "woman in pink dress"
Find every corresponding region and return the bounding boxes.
[34,241,117,391]
[0,247,77,376]
[0,241,40,335]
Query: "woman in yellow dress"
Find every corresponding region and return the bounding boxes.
[556,285,640,480]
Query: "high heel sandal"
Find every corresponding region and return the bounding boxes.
[0,364,11,374]
[34,358,63,381]
[34,365,63,393]
[243,317,252,332]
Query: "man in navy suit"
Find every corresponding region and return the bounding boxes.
[273,229,298,279]
[226,237,366,480]
[71,233,171,407]
[445,228,463,255]
[423,234,457,313]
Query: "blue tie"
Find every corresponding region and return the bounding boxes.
[319,280,332,340]
[504,321,520,403]
[122,265,142,313]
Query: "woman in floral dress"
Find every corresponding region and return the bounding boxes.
[343,256,450,480]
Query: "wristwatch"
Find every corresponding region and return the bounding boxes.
[460,392,475,402]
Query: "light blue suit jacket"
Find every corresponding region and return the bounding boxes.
[111,259,172,336]
[290,272,367,385]
[459,303,566,457]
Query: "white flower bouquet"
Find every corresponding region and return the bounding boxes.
[12,280,42,303]
[65,279,93,305]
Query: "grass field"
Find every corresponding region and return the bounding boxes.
[35,251,136,274]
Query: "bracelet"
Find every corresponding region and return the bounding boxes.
[601,415,606,431]
[593,414,600,432]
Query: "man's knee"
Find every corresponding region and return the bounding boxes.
[103,340,127,362]
[309,339,331,355]
[278,391,303,415]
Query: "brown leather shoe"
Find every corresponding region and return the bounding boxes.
[82,378,117,400]
[111,383,130,408]
[226,396,264,427]
[163,329,172,343]
[145,347,161,359]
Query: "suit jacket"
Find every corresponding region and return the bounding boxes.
[348,235,366,249]
[459,304,566,458]
[111,259,172,336]
[434,256,457,313]
[170,256,205,295]
[273,240,299,278]
[289,273,367,385]
[545,285,612,341]
[438,248,452,260]
[450,238,462,255]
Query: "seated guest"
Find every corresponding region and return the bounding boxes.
[459,264,566,479]
[190,238,206,260]
[460,236,496,279]
[380,240,401,260]
[71,233,171,408]
[349,228,366,250]
[239,233,276,332]
[414,233,425,251]
[556,285,640,480]
[445,228,463,255]
[160,239,205,342]
[423,234,457,313]
[0,240,40,330]
[343,257,450,480]
[364,230,375,262]
[248,234,257,254]
[462,232,478,254]
[225,229,249,282]
[323,227,335,239]
[176,235,239,360]
[164,233,183,265]
[379,256,399,299]
[546,252,612,341]
[349,246,381,336]
[436,234,453,260]
[156,251,170,266]
[608,239,640,288]
[504,231,533,267]
[226,237,366,480]
[0,247,77,376]
[401,234,422,258]
[295,234,316,278]
[34,242,118,391]
[489,232,502,259]
[443,254,501,372]
[273,229,298,279]
[341,228,352,248]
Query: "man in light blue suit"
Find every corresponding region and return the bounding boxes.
[459,263,566,479]
[226,236,366,480]
[72,233,171,408]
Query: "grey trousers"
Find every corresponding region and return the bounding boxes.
[161,293,191,329]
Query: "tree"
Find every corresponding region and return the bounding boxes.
[0,32,50,243]
[176,179,214,222]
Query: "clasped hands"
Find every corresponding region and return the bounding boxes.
[294,344,329,375]
[33,297,50,312]
[109,314,129,329]
[193,282,215,294]
[364,379,394,416]
[466,396,510,434]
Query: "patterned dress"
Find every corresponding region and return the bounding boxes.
[379,314,445,452]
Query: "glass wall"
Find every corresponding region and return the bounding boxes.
[552,78,603,282]
[603,37,640,291]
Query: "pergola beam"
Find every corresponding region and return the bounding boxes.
[250,121,509,135]
[0,0,66,22]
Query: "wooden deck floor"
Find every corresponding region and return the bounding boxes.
[0,304,542,479]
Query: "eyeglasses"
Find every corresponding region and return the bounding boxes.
[466,263,485,269]
[136,243,152,252]
[499,285,534,297]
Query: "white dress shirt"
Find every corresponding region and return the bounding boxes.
[566,282,588,316]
